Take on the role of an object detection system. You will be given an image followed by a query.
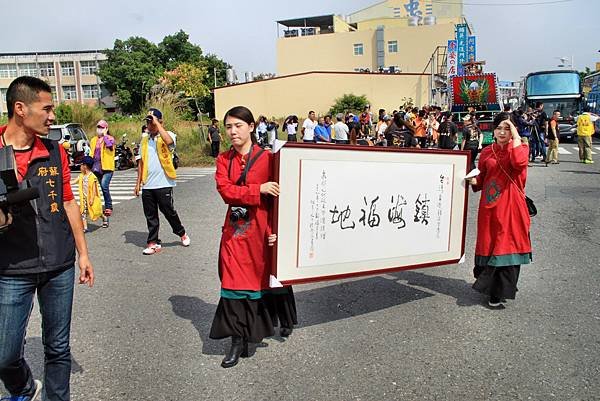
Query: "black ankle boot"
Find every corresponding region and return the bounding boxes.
[280,326,293,337]
[221,336,248,368]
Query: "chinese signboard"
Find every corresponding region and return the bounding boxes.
[391,0,434,21]
[467,35,476,63]
[447,39,458,78]
[456,24,468,75]
[272,144,470,285]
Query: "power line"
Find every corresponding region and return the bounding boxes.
[431,0,573,5]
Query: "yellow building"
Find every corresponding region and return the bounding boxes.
[0,50,108,115]
[276,1,462,76]
[215,0,466,118]
[215,71,429,119]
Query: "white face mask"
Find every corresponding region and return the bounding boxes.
[96,128,105,135]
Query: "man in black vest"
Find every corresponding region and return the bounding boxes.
[0,76,94,401]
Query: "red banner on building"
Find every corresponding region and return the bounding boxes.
[451,74,498,106]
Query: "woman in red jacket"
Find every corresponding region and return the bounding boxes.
[467,112,532,309]
[209,106,280,368]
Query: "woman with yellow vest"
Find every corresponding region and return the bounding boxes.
[90,119,115,227]
[134,108,190,255]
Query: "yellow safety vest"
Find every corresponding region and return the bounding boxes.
[577,113,595,137]
[77,173,103,221]
[89,135,116,171]
[140,133,177,184]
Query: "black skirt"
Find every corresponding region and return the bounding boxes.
[209,298,274,343]
[472,265,521,300]
[263,286,298,329]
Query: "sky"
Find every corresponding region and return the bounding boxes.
[1,0,599,81]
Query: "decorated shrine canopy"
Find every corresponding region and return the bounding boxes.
[271,143,470,285]
[451,74,499,106]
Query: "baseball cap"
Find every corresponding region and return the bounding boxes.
[81,156,94,168]
[148,108,163,120]
[96,120,108,128]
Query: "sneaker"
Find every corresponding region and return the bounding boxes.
[584,160,594,164]
[181,234,191,247]
[1,379,43,401]
[143,243,162,255]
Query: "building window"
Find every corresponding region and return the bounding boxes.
[82,85,99,99]
[353,43,364,56]
[62,86,77,100]
[18,63,38,77]
[0,64,17,79]
[80,60,97,75]
[51,87,58,102]
[1,88,7,102]
[388,41,398,53]
[39,62,55,77]
[61,62,75,76]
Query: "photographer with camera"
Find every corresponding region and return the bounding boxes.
[209,106,295,368]
[0,76,94,401]
[134,108,190,255]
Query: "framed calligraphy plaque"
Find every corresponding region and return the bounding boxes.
[271,143,470,285]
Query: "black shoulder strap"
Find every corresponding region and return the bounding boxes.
[227,145,265,186]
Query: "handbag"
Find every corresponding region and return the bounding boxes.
[492,145,537,217]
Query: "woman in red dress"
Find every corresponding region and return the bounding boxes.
[209,106,280,367]
[467,112,532,309]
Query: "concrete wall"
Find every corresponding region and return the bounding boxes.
[214,71,429,119]
[384,23,456,73]
[277,30,377,76]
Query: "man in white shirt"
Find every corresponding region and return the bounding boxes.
[377,115,390,136]
[333,113,350,144]
[301,111,317,143]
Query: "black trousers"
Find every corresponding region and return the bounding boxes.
[210,141,220,158]
[141,187,185,244]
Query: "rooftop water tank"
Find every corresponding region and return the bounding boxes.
[408,16,420,26]
[226,69,236,84]
[424,16,436,25]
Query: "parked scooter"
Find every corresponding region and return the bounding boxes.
[115,135,135,170]
[132,141,140,166]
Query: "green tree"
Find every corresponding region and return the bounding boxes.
[54,103,73,124]
[329,94,370,116]
[201,53,232,88]
[579,66,592,81]
[162,63,210,116]
[158,30,204,70]
[197,54,231,117]
[98,37,163,114]
[99,31,231,116]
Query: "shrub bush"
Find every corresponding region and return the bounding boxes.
[54,104,73,124]
[329,94,370,116]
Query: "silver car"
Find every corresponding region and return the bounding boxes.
[47,123,90,168]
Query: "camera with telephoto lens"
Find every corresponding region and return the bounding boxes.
[229,206,249,222]
[0,146,40,222]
